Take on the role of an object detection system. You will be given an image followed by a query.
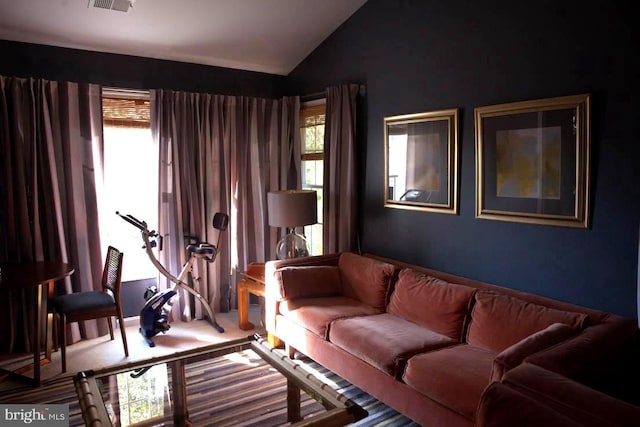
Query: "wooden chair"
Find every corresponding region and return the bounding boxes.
[53,246,128,372]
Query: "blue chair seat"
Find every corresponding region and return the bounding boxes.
[53,291,115,315]
[52,246,128,372]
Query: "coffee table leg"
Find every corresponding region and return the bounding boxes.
[287,378,301,422]
[170,360,191,426]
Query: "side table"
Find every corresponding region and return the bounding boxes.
[237,262,265,331]
[0,261,75,386]
[237,263,280,348]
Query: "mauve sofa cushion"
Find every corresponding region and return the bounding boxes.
[339,252,397,310]
[278,296,382,339]
[275,266,342,300]
[329,313,458,378]
[491,323,577,381]
[467,291,589,353]
[403,344,496,420]
[388,268,476,341]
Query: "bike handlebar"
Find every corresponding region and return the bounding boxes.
[116,211,163,250]
[116,211,146,231]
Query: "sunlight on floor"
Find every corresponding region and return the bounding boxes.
[0,307,264,392]
[223,351,261,368]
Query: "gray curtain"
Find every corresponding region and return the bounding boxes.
[323,84,359,254]
[0,76,105,351]
[152,90,299,317]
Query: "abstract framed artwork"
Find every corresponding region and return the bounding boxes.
[384,109,459,214]
[475,94,591,228]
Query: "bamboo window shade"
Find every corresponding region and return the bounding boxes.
[102,97,150,128]
[301,104,325,129]
[300,103,325,158]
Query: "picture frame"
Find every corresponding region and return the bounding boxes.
[475,94,591,228]
[384,109,459,214]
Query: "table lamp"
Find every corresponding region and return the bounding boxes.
[267,190,317,259]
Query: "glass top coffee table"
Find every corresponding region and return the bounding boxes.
[74,335,366,426]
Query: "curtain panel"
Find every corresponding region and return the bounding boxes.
[323,83,360,254]
[0,76,357,352]
[151,90,299,318]
[0,76,105,352]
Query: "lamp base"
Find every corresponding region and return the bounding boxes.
[276,231,310,260]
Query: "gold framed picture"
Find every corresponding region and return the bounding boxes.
[475,94,591,228]
[384,109,459,214]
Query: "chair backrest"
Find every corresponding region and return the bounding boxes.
[102,246,124,295]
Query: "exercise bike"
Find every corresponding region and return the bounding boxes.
[117,211,228,347]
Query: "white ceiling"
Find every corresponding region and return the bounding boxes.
[0,0,367,75]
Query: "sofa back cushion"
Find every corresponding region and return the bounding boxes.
[275,266,342,300]
[388,268,476,341]
[339,252,398,310]
[468,291,589,352]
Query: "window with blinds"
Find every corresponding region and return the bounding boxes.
[300,101,326,255]
[99,88,157,284]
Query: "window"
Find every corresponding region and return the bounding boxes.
[114,364,168,425]
[300,101,325,255]
[100,89,157,283]
[101,89,166,425]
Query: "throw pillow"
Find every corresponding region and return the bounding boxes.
[275,265,342,300]
[491,322,577,381]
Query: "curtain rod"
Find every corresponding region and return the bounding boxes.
[300,84,366,102]
[300,91,325,102]
[102,87,150,100]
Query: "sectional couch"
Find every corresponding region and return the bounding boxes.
[264,252,639,426]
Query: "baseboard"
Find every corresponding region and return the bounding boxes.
[123,316,139,328]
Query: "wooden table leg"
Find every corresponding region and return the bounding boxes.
[286,378,301,422]
[171,359,191,426]
[45,280,55,361]
[237,280,255,330]
[33,283,43,385]
[267,333,281,348]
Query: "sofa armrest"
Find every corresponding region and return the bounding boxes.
[523,315,639,398]
[265,253,341,338]
[490,323,576,382]
[481,363,640,427]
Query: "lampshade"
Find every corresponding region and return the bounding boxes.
[268,190,317,259]
[267,190,317,228]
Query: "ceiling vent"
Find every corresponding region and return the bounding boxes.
[88,0,135,13]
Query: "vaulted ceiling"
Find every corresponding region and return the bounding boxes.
[0,0,368,75]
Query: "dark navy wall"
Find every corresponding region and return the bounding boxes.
[0,40,285,98]
[288,0,640,318]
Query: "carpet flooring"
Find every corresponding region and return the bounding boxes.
[0,348,418,427]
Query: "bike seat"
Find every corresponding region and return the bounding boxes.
[187,243,216,255]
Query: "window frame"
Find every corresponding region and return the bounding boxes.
[300,100,326,256]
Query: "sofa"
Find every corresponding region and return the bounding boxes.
[264,252,639,426]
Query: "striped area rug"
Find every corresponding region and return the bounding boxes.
[0,350,418,426]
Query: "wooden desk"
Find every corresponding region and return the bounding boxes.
[237,263,265,331]
[0,261,75,385]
